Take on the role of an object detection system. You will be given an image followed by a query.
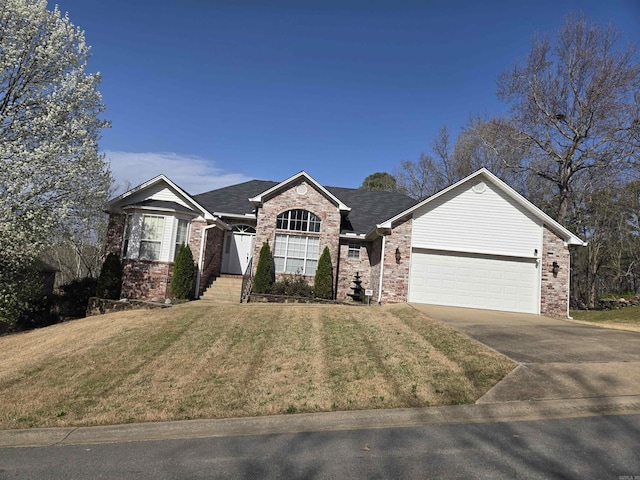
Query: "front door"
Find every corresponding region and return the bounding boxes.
[222,225,256,275]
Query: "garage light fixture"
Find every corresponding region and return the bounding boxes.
[552,261,560,275]
[395,247,401,263]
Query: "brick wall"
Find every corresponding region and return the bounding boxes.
[105,213,125,256]
[380,218,412,303]
[121,259,173,300]
[253,182,342,292]
[198,227,225,296]
[541,225,570,317]
[336,239,373,301]
[117,216,219,301]
[369,237,383,302]
[188,219,207,267]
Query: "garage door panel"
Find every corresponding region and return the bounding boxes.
[409,249,539,314]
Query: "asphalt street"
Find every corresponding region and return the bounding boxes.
[1,414,639,479]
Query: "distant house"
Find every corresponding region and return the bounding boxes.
[104,169,585,316]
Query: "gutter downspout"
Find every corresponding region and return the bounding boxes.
[377,234,386,304]
[195,223,224,298]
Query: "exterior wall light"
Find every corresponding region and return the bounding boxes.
[552,261,560,276]
[395,247,401,263]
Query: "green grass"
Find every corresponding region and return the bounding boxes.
[0,303,515,429]
[570,306,640,324]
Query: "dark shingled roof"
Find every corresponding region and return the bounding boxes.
[326,187,418,234]
[192,180,418,235]
[192,180,278,216]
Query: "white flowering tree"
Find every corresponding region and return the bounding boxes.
[0,0,111,325]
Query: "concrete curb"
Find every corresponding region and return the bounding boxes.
[2,395,639,448]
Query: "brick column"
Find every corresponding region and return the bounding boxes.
[540,225,570,317]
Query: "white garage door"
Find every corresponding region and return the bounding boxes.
[409,249,539,314]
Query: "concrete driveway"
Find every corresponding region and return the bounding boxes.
[411,304,640,403]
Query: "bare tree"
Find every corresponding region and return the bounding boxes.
[497,14,640,224]
[395,126,467,200]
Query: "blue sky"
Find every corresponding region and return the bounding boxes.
[53,0,640,194]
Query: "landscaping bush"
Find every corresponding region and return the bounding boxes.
[271,275,314,298]
[171,244,195,300]
[314,246,333,299]
[96,252,122,299]
[253,241,275,294]
[55,277,98,321]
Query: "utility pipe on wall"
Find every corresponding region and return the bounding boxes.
[377,234,386,304]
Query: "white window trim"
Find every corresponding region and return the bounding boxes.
[348,241,360,259]
[173,218,191,261]
[139,214,165,261]
[123,212,193,262]
[274,233,320,276]
[276,209,321,233]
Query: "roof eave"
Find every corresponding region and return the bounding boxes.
[376,168,586,246]
[107,174,216,220]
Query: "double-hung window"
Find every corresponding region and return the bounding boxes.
[274,209,321,275]
[348,241,360,259]
[174,218,190,260]
[139,215,165,260]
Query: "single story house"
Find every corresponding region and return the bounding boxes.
[104,168,585,316]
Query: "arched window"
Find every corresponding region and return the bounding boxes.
[274,210,321,275]
[276,209,321,233]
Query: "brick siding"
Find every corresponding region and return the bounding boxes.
[253,182,341,294]
[104,213,125,256]
[118,216,219,301]
[337,239,374,301]
[198,227,225,296]
[541,225,570,317]
[121,259,173,300]
[379,218,412,303]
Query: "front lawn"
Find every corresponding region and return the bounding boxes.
[570,306,640,329]
[0,303,514,429]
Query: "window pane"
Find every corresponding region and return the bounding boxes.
[305,259,318,276]
[142,215,164,241]
[140,216,164,260]
[276,209,321,232]
[348,241,360,259]
[276,212,288,230]
[274,257,285,273]
[286,257,304,274]
[176,219,189,245]
[174,219,189,260]
[307,237,320,257]
[274,234,287,256]
[140,241,161,260]
[309,213,321,233]
[288,236,306,257]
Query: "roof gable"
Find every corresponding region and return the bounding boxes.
[107,175,214,219]
[249,171,351,212]
[380,168,586,246]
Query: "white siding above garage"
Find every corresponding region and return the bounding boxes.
[411,180,542,258]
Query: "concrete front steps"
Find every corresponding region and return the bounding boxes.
[199,275,243,304]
